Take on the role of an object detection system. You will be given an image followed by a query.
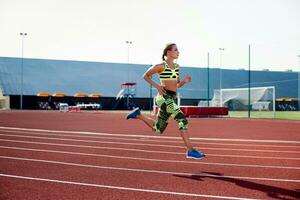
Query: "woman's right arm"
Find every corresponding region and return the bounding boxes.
[143,64,165,95]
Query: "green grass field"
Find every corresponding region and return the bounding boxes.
[229,111,300,120]
[99,110,300,120]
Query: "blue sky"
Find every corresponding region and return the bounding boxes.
[0,0,299,71]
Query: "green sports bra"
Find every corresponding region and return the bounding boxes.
[159,61,179,81]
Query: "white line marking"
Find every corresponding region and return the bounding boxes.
[0,173,259,200]
[1,137,300,161]
[0,126,299,144]
[1,156,299,183]
[2,129,300,149]
[0,134,299,154]
[1,146,299,170]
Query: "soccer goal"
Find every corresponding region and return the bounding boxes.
[199,86,275,118]
[0,87,10,110]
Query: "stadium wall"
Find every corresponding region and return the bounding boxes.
[0,57,298,100]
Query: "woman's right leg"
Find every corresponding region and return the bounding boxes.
[127,95,171,134]
[126,108,155,129]
[136,114,155,129]
[136,108,171,134]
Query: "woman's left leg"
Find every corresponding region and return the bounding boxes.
[179,129,193,151]
[171,107,193,150]
[169,101,205,159]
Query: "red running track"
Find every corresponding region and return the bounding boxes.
[0,110,299,199]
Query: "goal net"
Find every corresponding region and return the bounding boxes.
[199,86,275,118]
[0,87,10,109]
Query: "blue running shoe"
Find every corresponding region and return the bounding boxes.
[126,107,141,119]
[186,148,205,159]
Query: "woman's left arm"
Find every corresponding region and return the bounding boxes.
[177,65,192,88]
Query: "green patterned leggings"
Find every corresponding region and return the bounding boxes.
[153,90,188,134]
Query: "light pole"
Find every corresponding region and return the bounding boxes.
[298,55,300,111]
[125,41,132,63]
[219,48,225,106]
[125,40,132,82]
[248,45,251,118]
[20,32,27,110]
[207,52,210,107]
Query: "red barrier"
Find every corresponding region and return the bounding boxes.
[68,106,80,112]
[153,106,228,117]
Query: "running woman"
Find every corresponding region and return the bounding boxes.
[126,43,205,159]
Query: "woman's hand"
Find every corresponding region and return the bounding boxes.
[177,74,192,88]
[183,74,192,83]
[156,85,166,95]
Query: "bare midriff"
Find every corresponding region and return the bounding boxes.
[161,79,177,92]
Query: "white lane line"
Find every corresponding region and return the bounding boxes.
[1,137,300,161]
[0,126,299,144]
[2,129,300,149]
[0,173,257,200]
[1,146,299,170]
[1,134,299,154]
[1,156,299,183]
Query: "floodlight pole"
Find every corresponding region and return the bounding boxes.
[126,41,132,63]
[207,52,210,107]
[20,32,27,110]
[273,86,276,119]
[125,41,133,109]
[126,40,132,82]
[149,66,153,114]
[248,45,251,118]
[219,48,225,106]
[298,55,300,111]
